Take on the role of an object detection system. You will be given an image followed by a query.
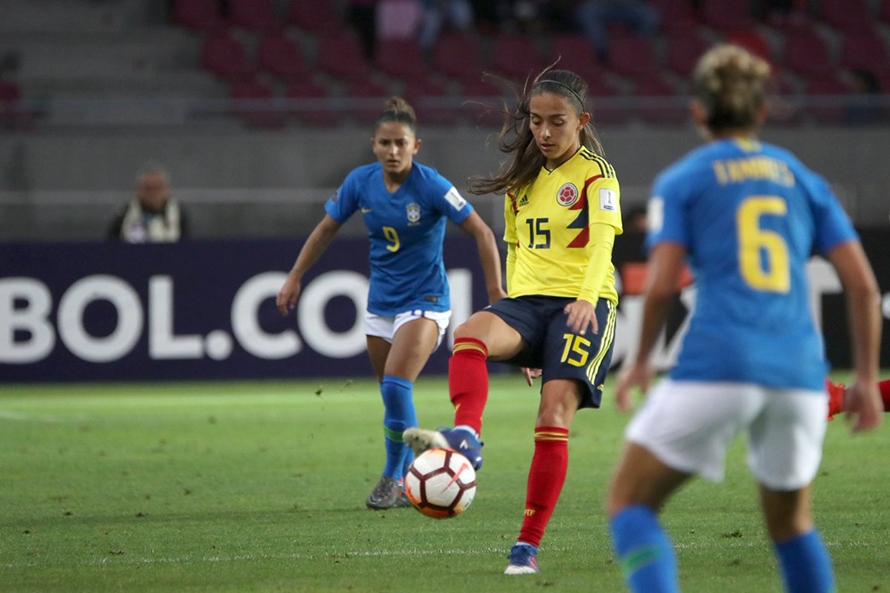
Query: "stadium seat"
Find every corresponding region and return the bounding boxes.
[229,0,281,33]
[818,0,873,33]
[663,32,710,78]
[172,0,227,33]
[647,0,700,32]
[377,0,423,41]
[457,78,507,128]
[631,76,685,125]
[375,39,428,83]
[230,78,286,128]
[316,30,372,81]
[782,29,833,78]
[343,79,392,125]
[586,78,628,126]
[700,0,755,31]
[490,32,546,81]
[548,33,605,85]
[287,0,340,32]
[200,32,256,81]
[803,74,851,124]
[285,80,338,127]
[725,29,772,62]
[257,34,308,83]
[607,33,659,78]
[881,0,890,24]
[839,30,889,73]
[403,78,457,126]
[431,31,487,84]
[0,78,21,129]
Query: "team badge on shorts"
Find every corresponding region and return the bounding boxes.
[556,183,579,207]
[406,202,421,225]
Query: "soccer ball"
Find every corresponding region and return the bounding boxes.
[405,447,477,519]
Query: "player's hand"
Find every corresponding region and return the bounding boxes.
[564,299,598,336]
[845,380,883,432]
[614,360,653,412]
[276,275,301,316]
[522,367,542,386]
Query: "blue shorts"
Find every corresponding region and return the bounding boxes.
[484,295,617,408]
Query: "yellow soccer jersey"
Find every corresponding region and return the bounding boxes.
[504,146,622,303]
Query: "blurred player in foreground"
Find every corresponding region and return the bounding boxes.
[406,68,623,574]
[607,44,882,593]
[277,97,505,510]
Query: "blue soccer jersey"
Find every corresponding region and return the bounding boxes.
[325,161,473,316]
[647,138,858,390]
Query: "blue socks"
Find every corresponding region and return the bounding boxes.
[380,375,416,481]
[775,530,835,593]
[609,505,679,593]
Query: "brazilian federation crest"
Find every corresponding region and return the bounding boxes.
[406,202,421,225]
[556,182,579,207]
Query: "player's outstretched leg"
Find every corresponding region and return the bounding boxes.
[403,427,484,470]
[504,543,539,575]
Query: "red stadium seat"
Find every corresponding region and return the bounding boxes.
[490,32,546,81]
[431,31,487,84]
[548,33,605,84]
[285,80,338,127]
[375,39,428,82]
[344,79,392,125]
[229,0,281,33]
[257,34,308,82]
[818,0,873,33]
[607,33,659,78]
[648,0,700,32]
[172,0,226,32]
[201,32,255,81]
[230,78,286,128]
[782,29,833,78]
[403,78,458,126]
[457,78,507,128]
[804,74,851,124]
[631,76,685,125]
[287,0,340,32]
[700,0,755,31]
[839,30,889,73]
[316,30,372,81]
[663,32,710,78]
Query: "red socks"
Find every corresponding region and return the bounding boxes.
[449,338,489,436]
[518,426,569,548]
[880,379,890,412]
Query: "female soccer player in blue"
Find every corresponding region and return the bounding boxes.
[277,97,506,510]
[406,69,623,574]
[607,44,883,593]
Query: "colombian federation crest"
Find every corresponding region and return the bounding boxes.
[556,182,579,207]
[406,202,421,224]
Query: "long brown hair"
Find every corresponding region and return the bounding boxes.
[468,68,604,196]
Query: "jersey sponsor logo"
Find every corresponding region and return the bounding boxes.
[444,186,467,211]
[406,202,421,225]
[599,188,617,212]
[556,183,579,207]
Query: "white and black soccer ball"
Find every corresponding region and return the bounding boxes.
[405,447,476,519]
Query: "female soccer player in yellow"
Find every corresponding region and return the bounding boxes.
[406,68,622,574]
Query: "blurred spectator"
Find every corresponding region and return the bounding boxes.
[417,0,475,52]
[108,162,189,242]
[623,204,648,233]
[347,0,380,58]
[574,0,660,62]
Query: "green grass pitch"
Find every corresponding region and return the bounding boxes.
[1,372,888,592]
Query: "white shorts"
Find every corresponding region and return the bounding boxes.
[364,309,451,348]
[626,379,828,490]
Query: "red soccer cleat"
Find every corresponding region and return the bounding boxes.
[826,380,846,420]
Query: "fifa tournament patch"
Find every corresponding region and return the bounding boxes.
[444,187,467,211]
[556,183,579,207]
[599,188,617,212]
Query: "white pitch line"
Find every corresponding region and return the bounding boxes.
[0,411,85,423]
[1,541,878,571]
